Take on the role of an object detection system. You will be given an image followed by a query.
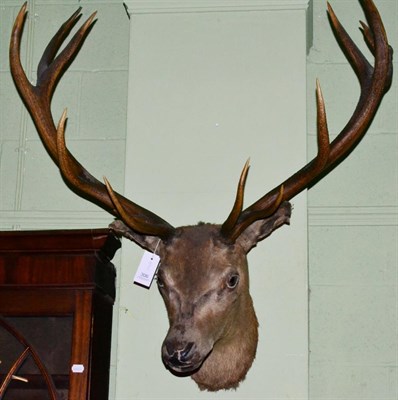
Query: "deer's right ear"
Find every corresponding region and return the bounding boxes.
[109,220,163,253]
[236,202,292,253]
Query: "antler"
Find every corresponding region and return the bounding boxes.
[221,0,393,242]
[10,2,175,239]
[10,1,392,244]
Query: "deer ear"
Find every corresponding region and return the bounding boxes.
[236,202,292,253]
[109,219,163,253]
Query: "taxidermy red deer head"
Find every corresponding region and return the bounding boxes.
[10,0,392,391]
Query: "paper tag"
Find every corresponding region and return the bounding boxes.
[71,364,85,373]
[134,251,160,288]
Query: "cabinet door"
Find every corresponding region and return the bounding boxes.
[0,315,73,400]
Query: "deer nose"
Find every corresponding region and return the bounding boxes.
[163,341,197,371]
[165,341,194,362]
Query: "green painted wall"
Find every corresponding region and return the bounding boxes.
[0,0,129,229]
[0,0,129,397]
[0,0,397,399]
[307,0,397,398]
[119,2,309,398]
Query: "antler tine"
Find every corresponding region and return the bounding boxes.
[221,78,331,242]
[221,0,392,242]
[37,7,84,82]
[38,11,97,101]
[323,0,392,163]
[10,3,95,163]
[56,110,174,237]
[11,4,175,239]
[359,21,375,54]
[327,2,372,86]
[221,159,250,235]
[9,3,29,96]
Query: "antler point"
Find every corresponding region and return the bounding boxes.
[87,12,98,25]
[57,109,68,134]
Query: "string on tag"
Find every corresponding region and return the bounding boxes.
[151,239,161,261]
[153,239,161,255]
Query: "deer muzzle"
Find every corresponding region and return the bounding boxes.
[162,338,208,374]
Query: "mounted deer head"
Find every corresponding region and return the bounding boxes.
[10,0,392,392]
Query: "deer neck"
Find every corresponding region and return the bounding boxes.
[191,294,259,391]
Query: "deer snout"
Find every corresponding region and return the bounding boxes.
[165,341,194,363]
[162,340,204,374]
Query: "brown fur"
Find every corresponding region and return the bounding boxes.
[157,225,259,391]
[192,294,259,391]
[111,205,290,391]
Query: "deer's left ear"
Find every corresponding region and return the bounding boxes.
[108,220,164,253]
[236,202,292,253]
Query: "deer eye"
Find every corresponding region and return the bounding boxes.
[226,274,239,289]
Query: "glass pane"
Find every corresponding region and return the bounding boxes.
[0,316,73,400]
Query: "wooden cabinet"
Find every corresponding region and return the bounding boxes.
[0,229,120,400]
